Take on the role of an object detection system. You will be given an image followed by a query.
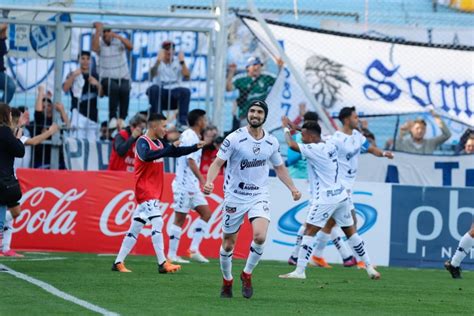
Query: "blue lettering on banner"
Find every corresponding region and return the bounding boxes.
[363,59,473,119]
[434,162,459,186]
[389,186,474,269]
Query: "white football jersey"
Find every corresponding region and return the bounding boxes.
[298,142,347,204]
[173,128,202,192]
[328,130,370,190]
[217,127,283,203]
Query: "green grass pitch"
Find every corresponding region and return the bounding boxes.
[0,252,472,315]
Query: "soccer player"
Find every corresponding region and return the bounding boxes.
[168,109,211,263]
[112,113,204,273]
[204,100,301,299]
[279,121,380,280]
[445,221,474,279]
[303,107,393,269]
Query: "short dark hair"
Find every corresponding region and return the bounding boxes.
[338,106,356,124]
[302,121,321,136]
[303,111,319,122]
[187,109,206,127]
[79,51,91,58]
[42,98,53,106]
[148,113,167,123]
[413,119,427,127]
[17,106,28,113]
[11,108,21,119]
[129,113,147,127]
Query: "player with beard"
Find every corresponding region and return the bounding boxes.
[204,100,302,299]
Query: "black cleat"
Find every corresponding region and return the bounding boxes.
[220,279,233,298]
[444,260,462,279]
[240,271,253,299]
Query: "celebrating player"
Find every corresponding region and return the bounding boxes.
[112,113,204,273]
[445,221,474,279]
[279,121,380,280]
[292,107,393,269]
[168,109,211,263]
[204,100,301,299]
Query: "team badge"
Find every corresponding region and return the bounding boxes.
[253,144,260,155]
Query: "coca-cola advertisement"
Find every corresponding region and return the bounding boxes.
[13,169,254,258]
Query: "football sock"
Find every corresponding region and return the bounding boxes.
[347,233,372,266]
[290,225,305,258]
[2,211,13,252]
[167,224,182,258]
[312,230,330,258]
[451,232,474,267]
[150,216,167,265]
[243,241,264,274]
[220,246,233,281]
[296,235,315,274]
[331,227,353,260]
[115,219,144,264]
[190,218,207,253]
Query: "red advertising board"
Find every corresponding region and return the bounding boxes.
[12,169,253,258]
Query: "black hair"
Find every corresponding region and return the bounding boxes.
[148,113,167,123]
[101,121,108,128]
[338,106,356,124]
[42,98,53,106]
[11,107,21,119]
[79,51,91,58]
[303,111,319,122]
[17,106,28,113]
[302,121,321,136]
[187,109,206,127]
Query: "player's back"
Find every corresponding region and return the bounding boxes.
[134,135,165,203]
[173,128,201,191]
[299,141,346,204]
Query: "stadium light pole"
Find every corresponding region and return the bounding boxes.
[247,0,336,133]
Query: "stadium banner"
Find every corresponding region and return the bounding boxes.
[63,137,112,171]
[389,185,474,270]
[320,20,474,47]
[357,152,474,187]
[242,17,474,127]
[265,179,393,267]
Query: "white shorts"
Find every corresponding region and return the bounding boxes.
[133,199,162,221]
[221,199,270,234]
[306,198,353,228]
[347,189,355,211]
[172,190,208,213]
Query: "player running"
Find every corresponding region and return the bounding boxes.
[445,220,474,279]
[289,107,393,269]
[112,113,204,273]
[204,100,301,299]
[279,121,380,280]
[168,109,211,263]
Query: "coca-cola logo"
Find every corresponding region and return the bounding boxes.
[14,187,85,235]
[100,191,224,239]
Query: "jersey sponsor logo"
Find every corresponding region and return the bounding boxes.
[327,186,344,197]
[223,139,230,148]
[238,182,260,190]
[240,158,266,170]
[345,148,360,161]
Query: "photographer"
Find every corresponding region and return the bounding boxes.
[0,103,25,243]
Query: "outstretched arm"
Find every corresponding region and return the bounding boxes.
[274,163,301,201]
[367,144,394,159]
[283,128,301,152]
[136,138,202,162]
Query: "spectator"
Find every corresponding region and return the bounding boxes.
[147,41,190,127]
[165,125,181,143]
[282,111,319,179]
[456,128,474,154]
[461,135,474,154]
[395,111,451,154]
[33,86,69,168]
[0,24,15,104]
[226,56,283,128]
[108,113,146,172]
[0,103,24,240]
[200,126,224,176]
[11,107,59,169]
[99,121,114,141]
[92,22,133,129]
[63,51,102,141]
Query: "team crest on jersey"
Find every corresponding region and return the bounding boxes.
[253,144,260,155]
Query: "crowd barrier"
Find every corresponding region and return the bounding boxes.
[12,169,474,269]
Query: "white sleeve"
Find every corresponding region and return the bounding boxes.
[270,141,283,167]
[216,135,234,161]
[297,143,316,161]
[20,136,29,144]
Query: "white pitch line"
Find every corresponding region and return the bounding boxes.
[0,264,120,316]
[0,257,67,262]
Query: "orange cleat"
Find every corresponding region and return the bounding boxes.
[111,262,132,273]
[310,256,332,268]
[158,261,181,274]
[356,261,366,269]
